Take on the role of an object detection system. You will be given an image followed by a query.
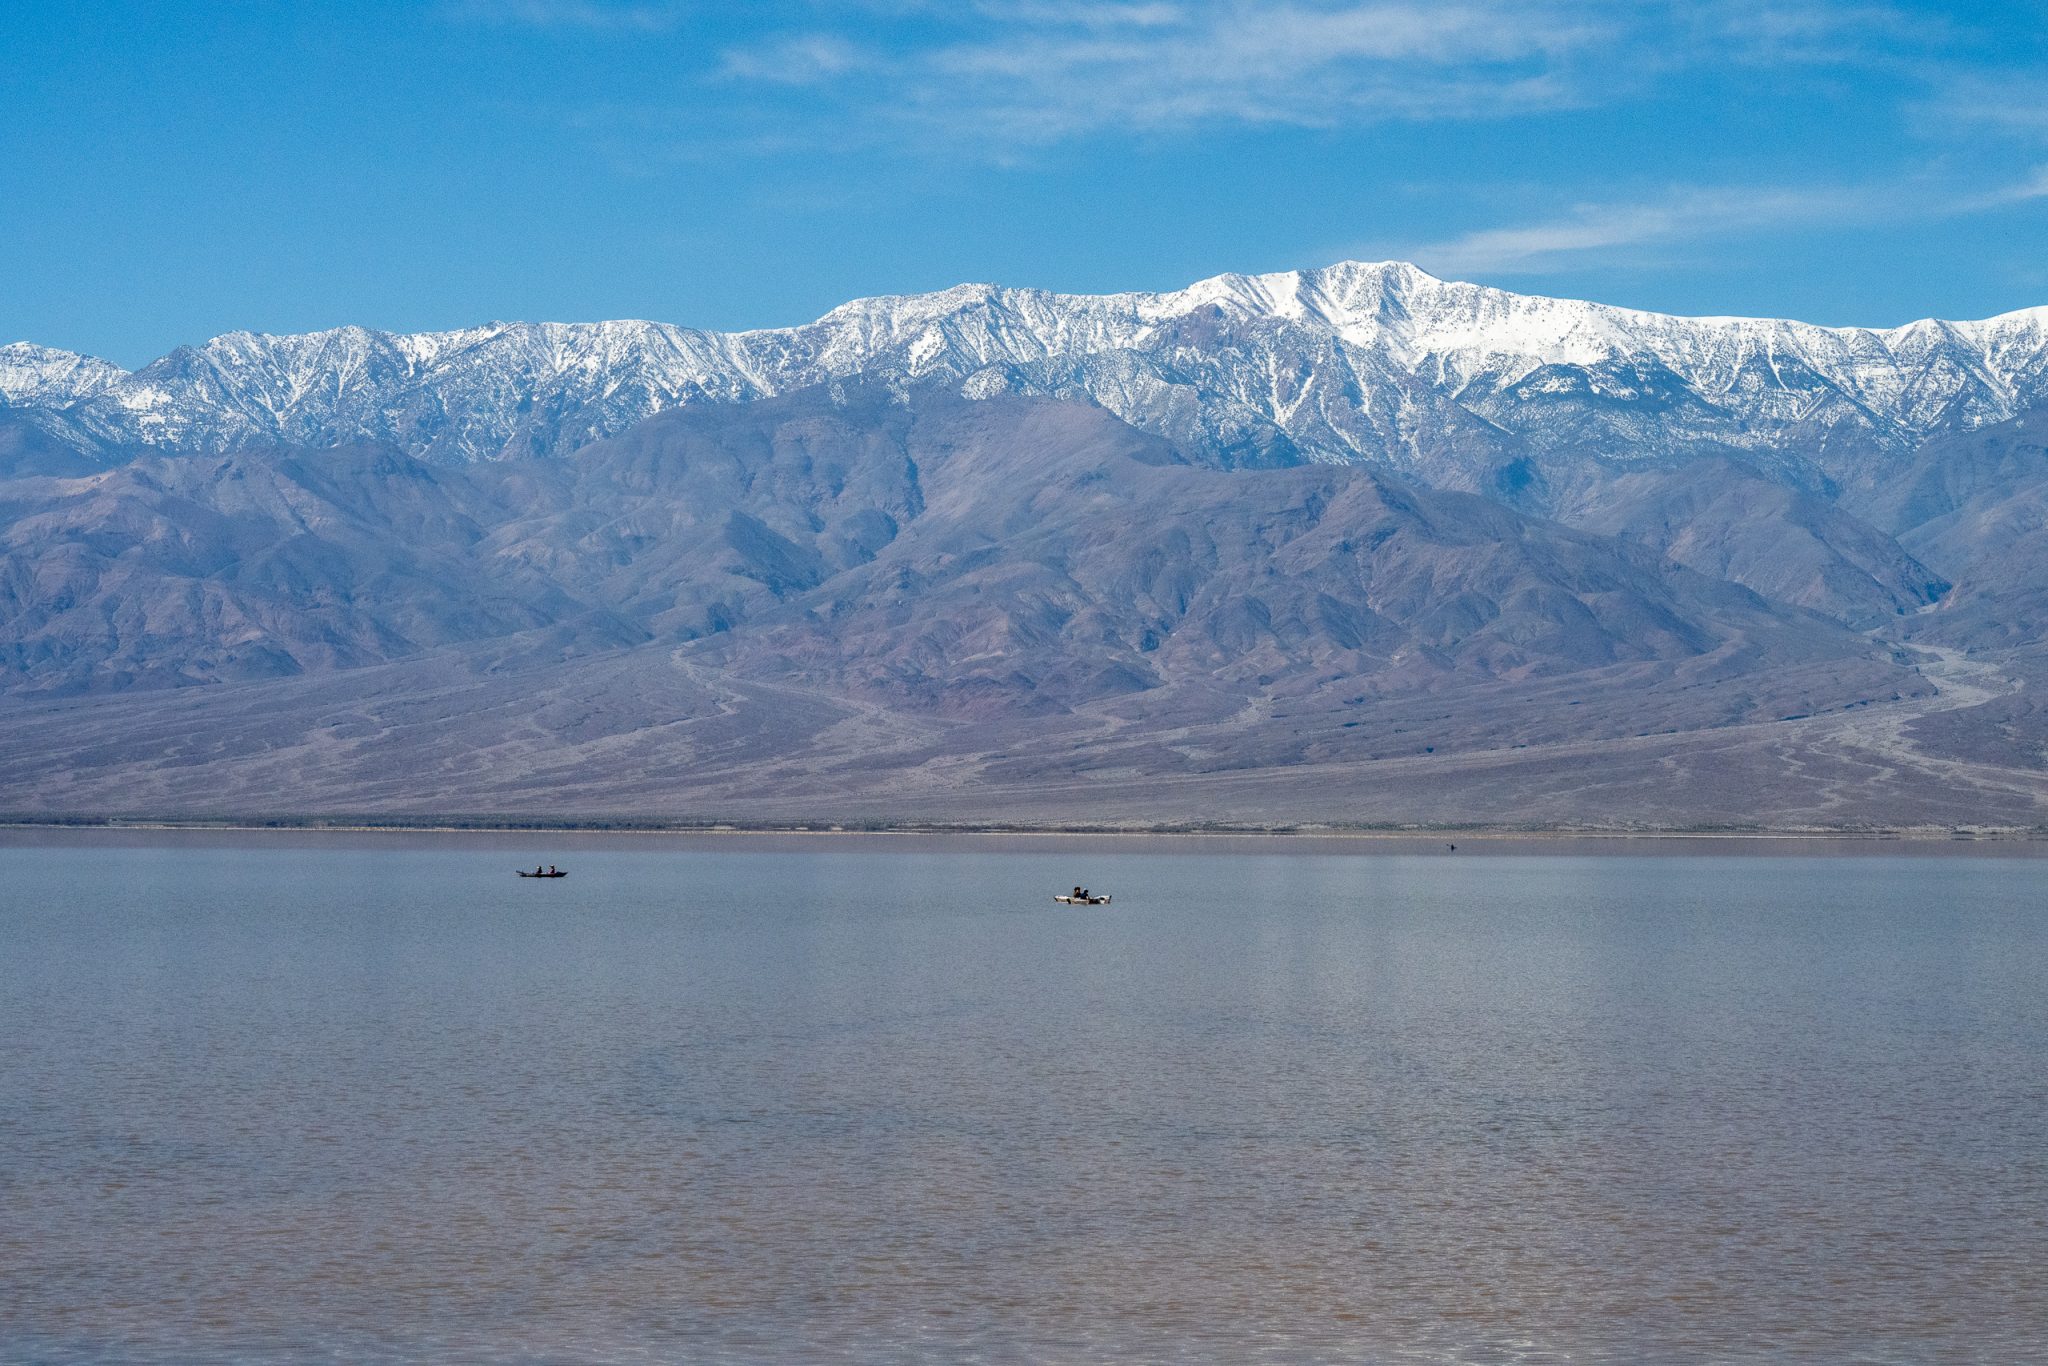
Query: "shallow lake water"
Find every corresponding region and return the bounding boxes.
[2,832,2044,1362]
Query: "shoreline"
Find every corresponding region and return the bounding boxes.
[3,815,2045,842]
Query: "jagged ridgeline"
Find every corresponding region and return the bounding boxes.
[4,262,2048,827]
[5,260,2044,472]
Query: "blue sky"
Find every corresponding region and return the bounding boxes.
[4,0,2046,364]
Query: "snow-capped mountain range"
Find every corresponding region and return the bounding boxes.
[5,261,2047,483]
[16,261,2048,826]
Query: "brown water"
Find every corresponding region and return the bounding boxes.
[2,834,2044,1362]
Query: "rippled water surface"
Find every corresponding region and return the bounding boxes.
[3,833,2045,1363]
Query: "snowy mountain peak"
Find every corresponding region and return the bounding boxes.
[4,264,2046,481]
[0,342,126,407]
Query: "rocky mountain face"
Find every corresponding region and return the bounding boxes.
[5,266,2048,826]
[1876,408,2048,650]
[8,262,2046,483]
[0,390,1884,702]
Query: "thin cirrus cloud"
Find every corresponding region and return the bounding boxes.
[473,1,2001,154]
[719,35,871,86]
[459,0,2018,152]
[1919,73,2048,138]
[1402,168,2048,278]
[1962,164,2048,209]
[1685,1,1956,66]
[715,2,1616,143]
[1403,186,1888,277]
[439,0,690,28]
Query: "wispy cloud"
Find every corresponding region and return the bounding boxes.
[1682,1,1956,67]
[441,0,687,31]
[716,2,1616,145]
[1406,185,1879,276]
[719,35,870,85]
[1959,165,2048,210]
[699,0,2010,152]
[1403,167,2048,277]
[973,2,1187,28]
[509,0,2018,166]
[1918,72,2048,139]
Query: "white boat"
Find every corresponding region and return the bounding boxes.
[1053,893,1111,905]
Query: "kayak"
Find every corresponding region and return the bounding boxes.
[517,870,568,878]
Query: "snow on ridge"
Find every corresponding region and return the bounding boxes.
[5,264,2047,465]
[0,343,128,407]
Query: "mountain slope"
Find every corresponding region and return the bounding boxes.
[0,444,640,694]
[1549,456,1946,628]
[10,268,2048,827]
[8,264,2045,484]
[0,388,1960,827]
[1871,408,2048,651]
[665,390,1894,723]
[0,390,1905,717]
